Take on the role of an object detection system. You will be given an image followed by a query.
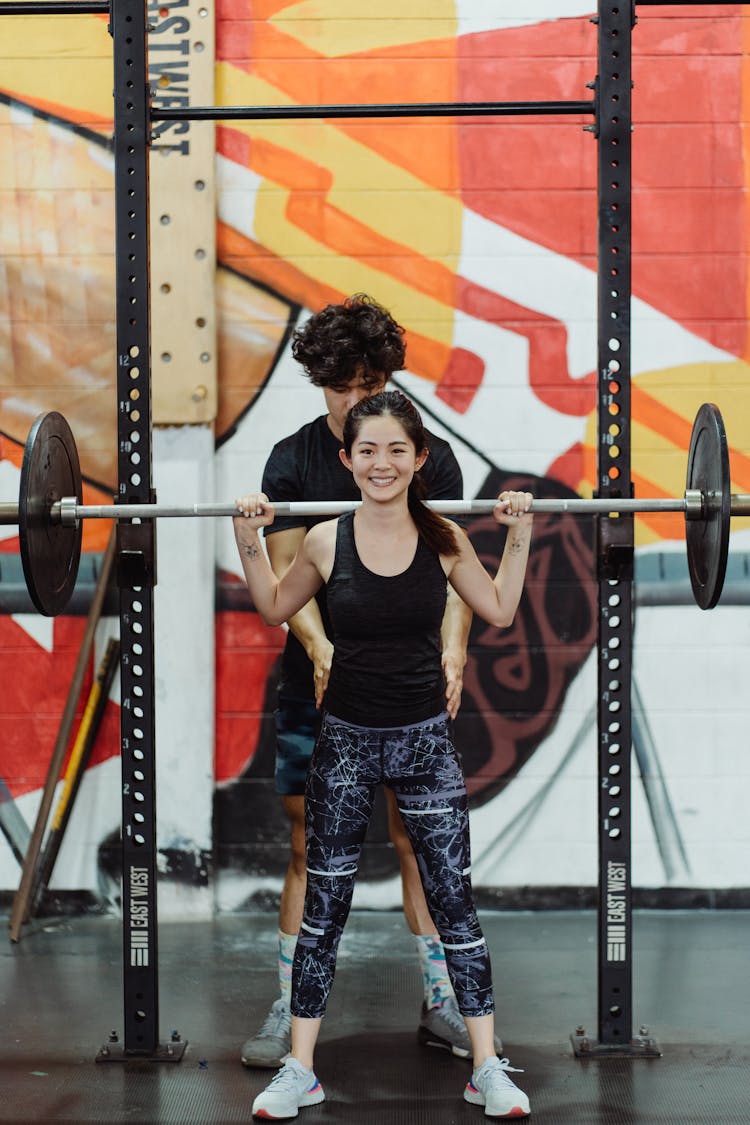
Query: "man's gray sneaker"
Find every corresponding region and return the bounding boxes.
[251,1057,325,1119]
[417,995,503,1058]
[241,998,292,1068]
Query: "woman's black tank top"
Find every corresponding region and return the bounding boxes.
[324,511,448,727]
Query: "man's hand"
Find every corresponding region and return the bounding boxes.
[307,636,334,708]
[441,645,467,720]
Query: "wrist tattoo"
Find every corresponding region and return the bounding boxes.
[507,534,529,554]
[242,543,261,561]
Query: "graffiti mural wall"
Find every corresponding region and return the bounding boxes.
[1,3,749,913]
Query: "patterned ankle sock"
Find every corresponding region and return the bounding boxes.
[278,929,297,1006]
[414,933,453,1008]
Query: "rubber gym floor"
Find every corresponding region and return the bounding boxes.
[1,909,747,1123]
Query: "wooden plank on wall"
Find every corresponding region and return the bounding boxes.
[149,0,216,425]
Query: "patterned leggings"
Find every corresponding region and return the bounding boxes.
[291,711,494,1019]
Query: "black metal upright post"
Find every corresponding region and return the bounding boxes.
[572,0,658,1059]
[98,0,184,1063]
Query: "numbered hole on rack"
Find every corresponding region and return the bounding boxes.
[133,790,144,803]
[608,680,621,692]
[608,636,620,650]
[608,806,621,818]
[609,721,621,734]
[609,700,621,713]
[610,1005,622,1017]
[133,770,144,782]
[609,763,621,775]
[133,706,143,719]
[134,835,145,846]
[608,594,621,607]
[608,742,621,755]
[134,811,144,823]
[609,786,621,797]
[609,658,621,671]
[608,828,621,839]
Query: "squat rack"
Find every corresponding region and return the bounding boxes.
[0,0,729,1061]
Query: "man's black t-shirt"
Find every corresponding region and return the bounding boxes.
[261,413,463,701]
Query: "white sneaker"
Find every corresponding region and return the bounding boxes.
[464,1056,530,1118]
[252,1057,325,1119]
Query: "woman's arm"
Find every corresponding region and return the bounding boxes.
[233,494,324,626]
[445,491,533,628]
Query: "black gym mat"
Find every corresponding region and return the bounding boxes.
[1,911,748,1123]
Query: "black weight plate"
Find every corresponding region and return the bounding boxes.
[19,412,83,616]
[685,402,730,610]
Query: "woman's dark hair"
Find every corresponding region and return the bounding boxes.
[291,294,406,390]
[343,391,460,558]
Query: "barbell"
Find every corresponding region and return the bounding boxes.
[0,403,746,617]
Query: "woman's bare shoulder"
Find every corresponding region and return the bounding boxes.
[304,518,339,565]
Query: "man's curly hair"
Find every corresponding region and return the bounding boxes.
[291,294,406,390]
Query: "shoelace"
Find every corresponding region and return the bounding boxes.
[478,1058,525,1089]
[259,1000,292,1039]
[267,1061,308,1092]
[437,997,469,1034]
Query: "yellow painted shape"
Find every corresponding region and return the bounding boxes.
[216,64,463,273]
[0,15,111,59]
[0,60,113,122]
[0,17,112,120]
[270,1,457,57]
[251,183,452,338]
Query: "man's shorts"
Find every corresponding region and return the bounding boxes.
[274,696,322,796]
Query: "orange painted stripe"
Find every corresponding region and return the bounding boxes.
[218,126,333,192]
[0,89,112,130]
[217,219,454,386]
[220,23,460,194]
[630,384,696,449]
[631,382,750,484]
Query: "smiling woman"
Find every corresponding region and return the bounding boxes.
[233,389,533,1120]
